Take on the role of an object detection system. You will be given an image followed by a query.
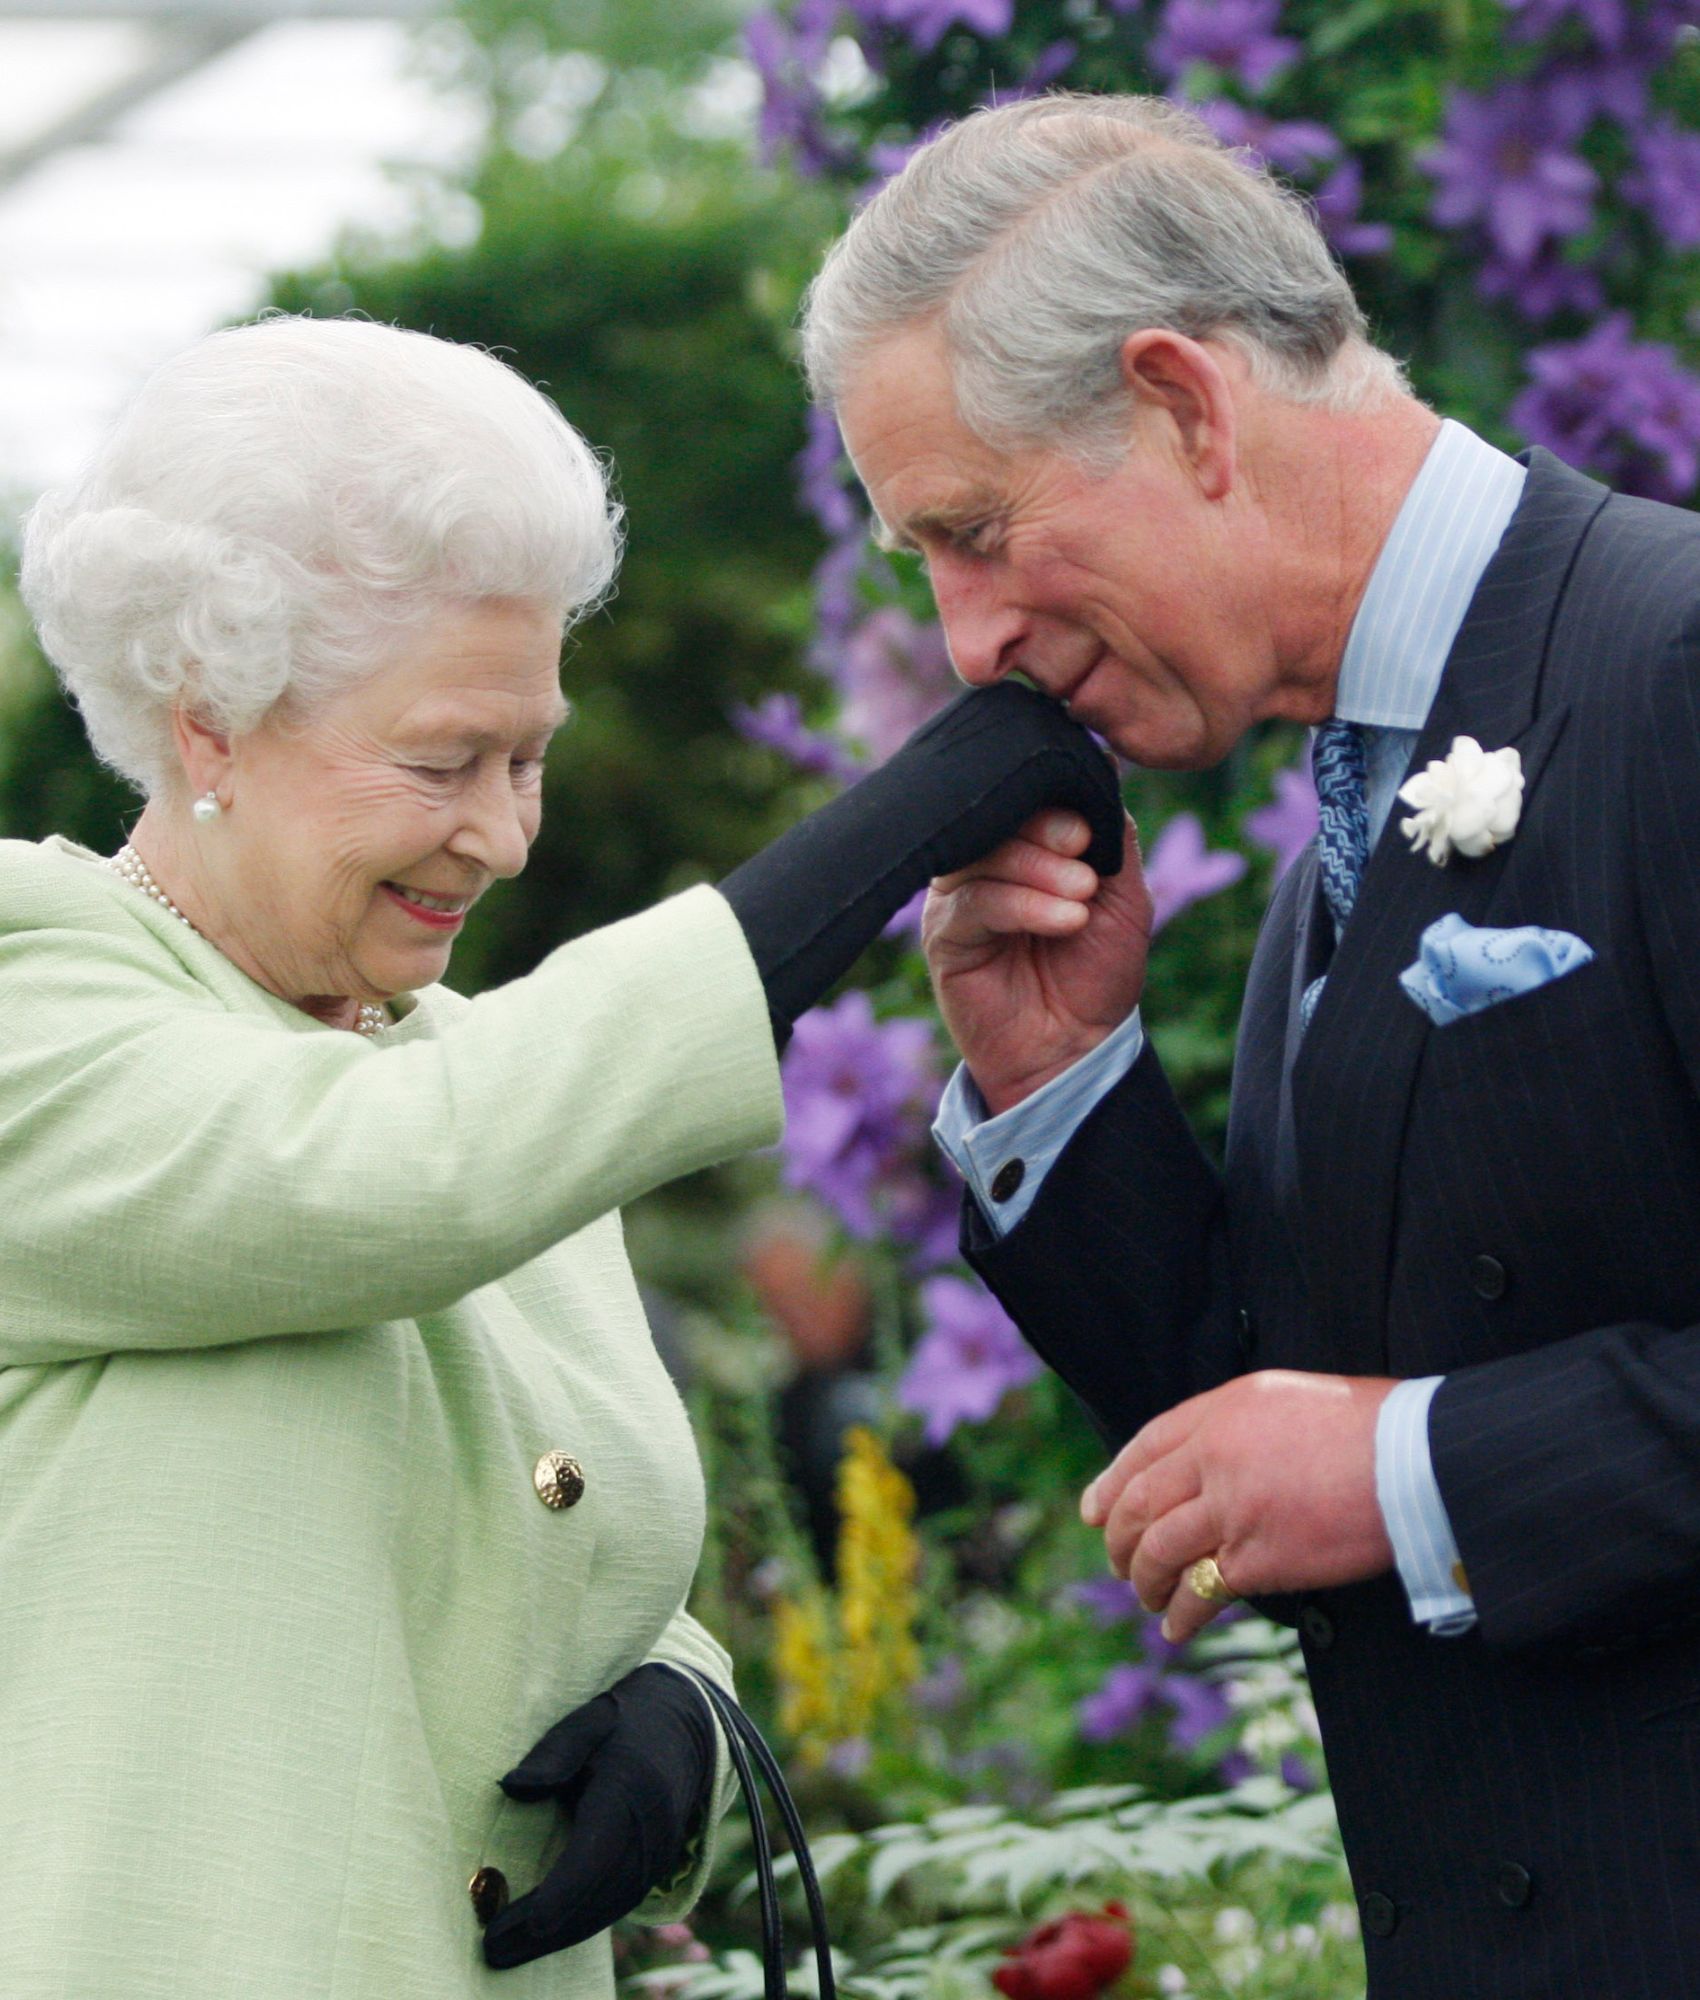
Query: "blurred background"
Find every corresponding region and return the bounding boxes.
[5,3,1699,1993]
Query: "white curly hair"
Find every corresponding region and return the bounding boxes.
[20,314,622,797]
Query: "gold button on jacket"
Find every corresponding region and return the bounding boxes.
[535,1450,587,1509]
[469,1867,510,1926]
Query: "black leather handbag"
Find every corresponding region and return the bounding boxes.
[661,1665,837,2000]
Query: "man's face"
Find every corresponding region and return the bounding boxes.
[838,324,1290,770]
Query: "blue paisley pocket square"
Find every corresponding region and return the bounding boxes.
[1399,912,1595,1027]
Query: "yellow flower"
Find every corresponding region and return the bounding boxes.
[772,1593,837,1756]
[771,1428,922,1766]
[838,1428,922,1715]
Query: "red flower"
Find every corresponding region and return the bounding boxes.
[991,1902,1134,2000]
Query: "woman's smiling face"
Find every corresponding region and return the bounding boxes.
[197,597,569,1013]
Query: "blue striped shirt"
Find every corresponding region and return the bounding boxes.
[933,418,1526,1635]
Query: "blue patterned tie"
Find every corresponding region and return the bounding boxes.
[1302,717,1369,1030]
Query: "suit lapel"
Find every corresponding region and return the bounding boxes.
[1288,450,1608,1370]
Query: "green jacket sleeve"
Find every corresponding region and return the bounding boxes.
[0,845,781,1361]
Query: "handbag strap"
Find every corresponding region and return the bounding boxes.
[658,1664,837,2000]
[712,1679,788,2000]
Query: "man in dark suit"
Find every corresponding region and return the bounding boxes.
[807,91,1700,1997]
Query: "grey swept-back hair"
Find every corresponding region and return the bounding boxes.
[801,92,1406,460]
[20,314,622,798]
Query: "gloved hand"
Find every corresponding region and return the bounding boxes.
[720,679,1124,1044]
[481,1663,716,1971]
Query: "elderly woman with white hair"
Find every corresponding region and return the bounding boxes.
[0,313,1118,1998]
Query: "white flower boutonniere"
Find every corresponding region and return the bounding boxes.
[1397,735,1524,866]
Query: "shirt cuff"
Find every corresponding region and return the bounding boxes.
[931,1009,1145,1236]
[1375,1375,1476,1635]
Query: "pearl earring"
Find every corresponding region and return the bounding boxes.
[192,791,222,824]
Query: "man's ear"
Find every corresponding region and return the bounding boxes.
[1117,330,1237,501]
[170,702,235,806]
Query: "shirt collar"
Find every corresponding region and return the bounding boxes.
[1333,418,1527,733]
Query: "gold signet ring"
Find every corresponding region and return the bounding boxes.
[1186,1556,1238,1605]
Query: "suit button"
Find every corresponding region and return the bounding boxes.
[990,1159,1026,1203]
[1300,1606,1336,1651]
[469,1867,509,1925]
[1470,1254,1508,1301]
[1235,1308,1255,1360]
[534,1450,586,1509]
[1492,1862,1533,1909]
[1360,1892,1398,1938]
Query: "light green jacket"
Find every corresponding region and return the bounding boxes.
[0,836,783,2000]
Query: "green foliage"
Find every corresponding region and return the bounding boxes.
[457,0,746,85]
[0,556,133,849]
[636,1776,1359,2000]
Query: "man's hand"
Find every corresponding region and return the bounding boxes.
[1081,1371,1398,1643]
[923,808,1152,1114]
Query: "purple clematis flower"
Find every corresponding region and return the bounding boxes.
[865,118,950,192]
[746,8,844,177]
[1281,1751,1317,1792]
[1016,39,1080,92]
[1165,1673,1233,1750]
[1194,98,1338,177]
[898,1275,1042,1444]
[1478,245,1605,322]
[1078,1662,1166,1741]
[811,536,876,672]
[797,406,861,541]
[1077,1628,1231,1753]
[1245,760,1318,878]
[780,993,941,1235]
[1144,812,1247,933]
[883,1169,961,1273]
[1139,1612,1187,1666]
[1541,1,1690,127]
[1312,157,1394,258]
[1071,1576,1142,1626]
[732,693,861,782]
[1545,54,1649,127]
[1422,81,1596,267]
[1150,0,1298,94]
[882,885,928,941]
[1623,119,1700,252]
[1502,0,1629,43]
[837,607,959,764]
[1512,312,1700,504]
[1194,102,1391,258]
[855,0,1014,52]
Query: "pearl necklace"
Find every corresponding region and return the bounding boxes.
[106,844,389,1038]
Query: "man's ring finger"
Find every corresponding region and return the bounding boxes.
[1187,1556,1238,1606]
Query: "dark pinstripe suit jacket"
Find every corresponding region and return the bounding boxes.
[967,449,1700,1998]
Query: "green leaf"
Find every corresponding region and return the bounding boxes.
[1308,0,1395,58]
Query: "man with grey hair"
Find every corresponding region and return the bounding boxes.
[807,91,1700,1997]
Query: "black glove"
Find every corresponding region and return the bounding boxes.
[481,1663,716,1971]
[720,679,1124,1045]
